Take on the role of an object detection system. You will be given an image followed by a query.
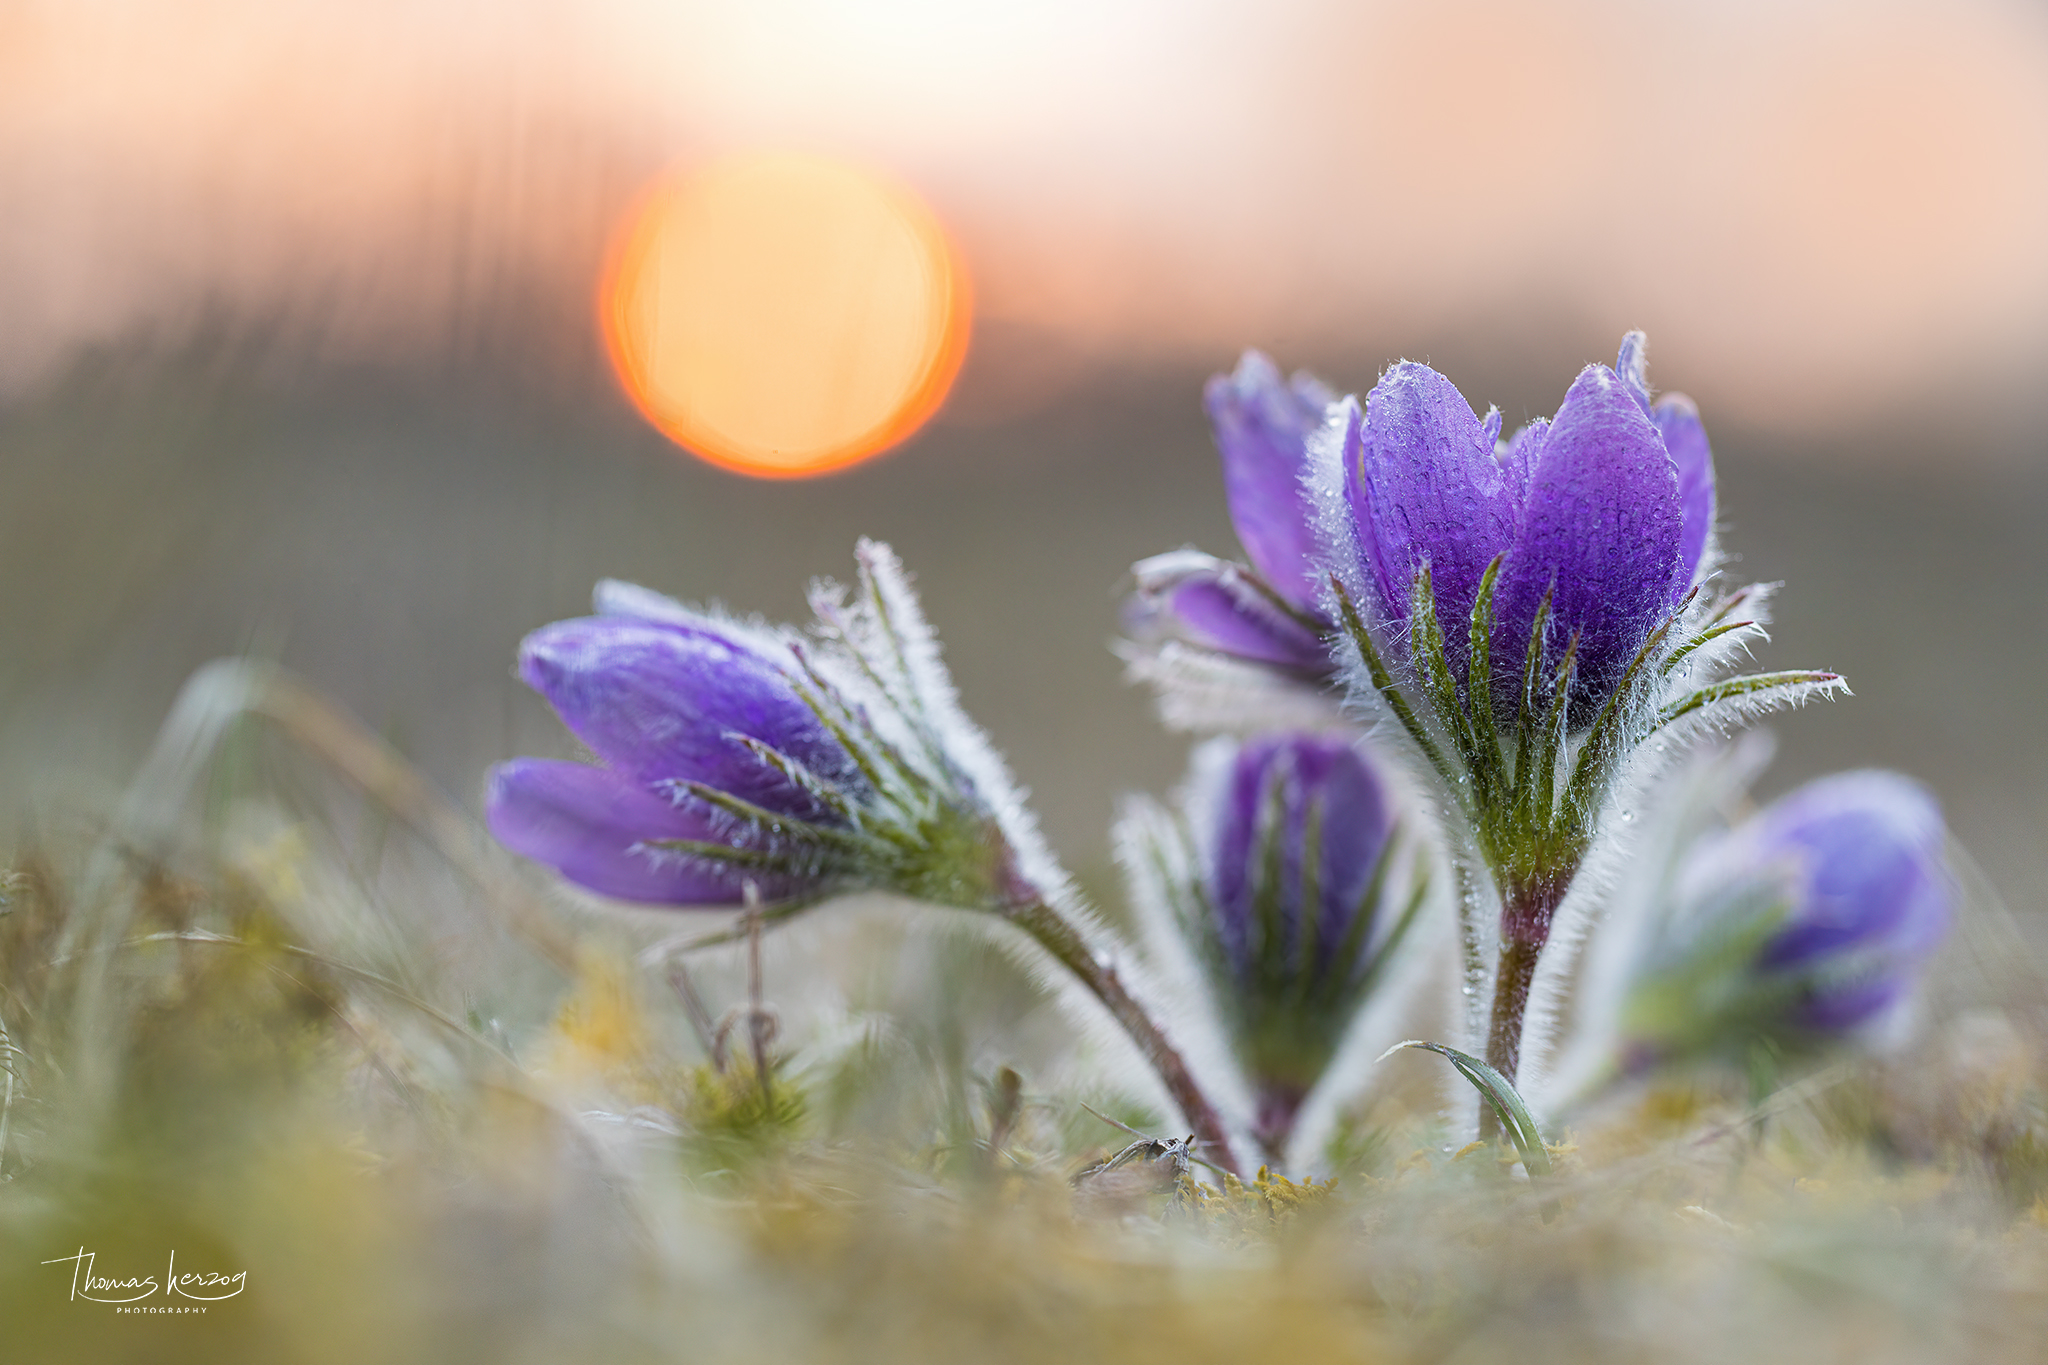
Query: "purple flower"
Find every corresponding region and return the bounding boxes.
[1337,332,1716,717]
[1125,354,1338,677]
[1125,551,1330,676]
[1177,734,1419,1150]
[1205,352,1338,612]
[1722,771,1952,1033]
[1207,736,1394,976]
[487,758,792,904]
[1623,771,1952,1061]
[488,590,867,906]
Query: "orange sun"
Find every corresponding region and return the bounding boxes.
[600,152,971,479]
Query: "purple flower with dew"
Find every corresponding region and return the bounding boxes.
[1124,353,1338,681]
[1207,351,1339,613]
[1336,332,1715,721]
[489,593,872,906]
[489,758,795,905]
[1735,771,1952,1031]
[1171,734,1424,1157]
[1305,330,1844,1102]
[1125,551,1329,676]
[1621,771,1952,1065]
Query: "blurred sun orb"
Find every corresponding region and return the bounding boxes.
[601,151,971,479]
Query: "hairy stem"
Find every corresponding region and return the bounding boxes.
[1006,899,1243,1175]
[1478,877,1567,1137]
[1485,939,1542,1093]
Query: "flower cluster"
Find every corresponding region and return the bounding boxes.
[487,330,1955,1172]
[1127,333,1851,1106]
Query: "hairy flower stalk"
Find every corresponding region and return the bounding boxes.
[1312,333,1846,1110]
[1611,770,1954,1080]
[489,542,1245,1171]
[1127,735,1427,1162]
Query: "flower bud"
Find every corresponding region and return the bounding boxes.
[489,603,864,905]
[488,555,1026,914]
[1156,735,1423,1153]
[1619,771,1953,1066]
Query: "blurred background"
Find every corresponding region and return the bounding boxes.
[3,0,2047,921]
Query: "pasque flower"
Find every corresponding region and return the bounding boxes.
[1130,734,1425,1160]
[1618,771,1953,1066]
[1309,333,1845,1099]
[1335,330,1716,721]
[488,563,1058,918]
[1122,334,1841,1111]
[488,582,869,906]
[491,544,1251,1172]
[1206,352,1338,613]
[1125,353,1337,681]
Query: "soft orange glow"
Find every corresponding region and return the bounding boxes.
[601,152,970,478]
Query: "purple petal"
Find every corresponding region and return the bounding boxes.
[1752,772,1951,972]
[1493,364,1685,711]
[1345,362,1519,645]
[1211,735,1394,978]
[1205,352,1337,609]
[1498,418,1546,506]
[1652,395,1716,592]
[486,759,757,905]
[1610,333,1715,594]
[1790,976,1905,1034]
[1127,551,1330,673]
[517,617,862,819]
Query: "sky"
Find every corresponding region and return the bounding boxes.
[6,0,2048,434]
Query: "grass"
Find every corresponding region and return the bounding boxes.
[0,663,2045,1363]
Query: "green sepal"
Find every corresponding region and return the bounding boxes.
[1659,618,1757,678]
[1564,592,1693,814]
[644,837,840,877]
[1464,554,1507,805]
[1532,631,1579,825]
[1658,670,1845,728]
[1346,855,1430,1001]
[729,734,859,823]
[1328,575,1455,787]
[1409,561,1480,776]
[673,781,885,859]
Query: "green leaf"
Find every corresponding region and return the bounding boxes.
[1564,605,1686,814]
[1295,792,1325,986]
[1377,1039,1553,1178]
[645,837,828,876]
[730,735,859,822]
[1346,855,1429,1003]
[673,782,885,858]
[784,660,904,803]
[1533,631,1579,824]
